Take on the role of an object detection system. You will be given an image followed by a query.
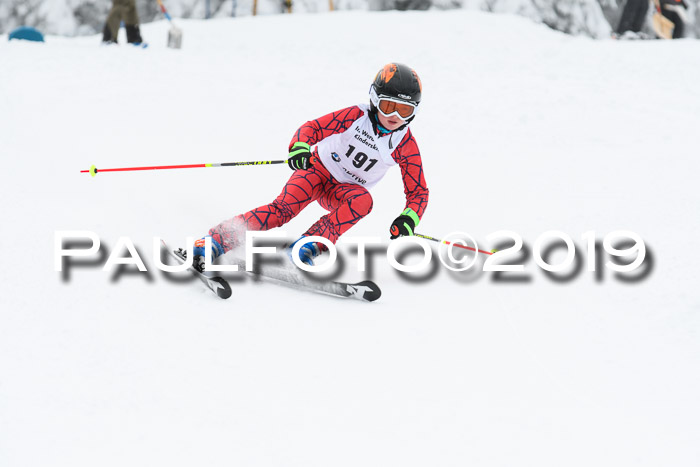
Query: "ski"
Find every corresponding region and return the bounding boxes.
[160,240,232,299]
[161,241,380,302]
[233,257,382,302]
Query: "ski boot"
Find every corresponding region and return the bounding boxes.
[192,235,225,272]
[288,236,321,267]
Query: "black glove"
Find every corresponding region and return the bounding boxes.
[287,142,314,170]
[389,208,420,239]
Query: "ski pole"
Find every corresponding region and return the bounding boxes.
[80,160,286,177]
[156,0,174,22]
[415,233,496,255]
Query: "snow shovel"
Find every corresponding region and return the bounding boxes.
[156,0,182,49]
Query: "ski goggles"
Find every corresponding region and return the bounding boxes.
[370,87,418,120]
[378,98,417,120]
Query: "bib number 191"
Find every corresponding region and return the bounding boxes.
[346,145,378,172]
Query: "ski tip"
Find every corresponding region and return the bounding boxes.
[353,280,381,302]
[210,276,232,299]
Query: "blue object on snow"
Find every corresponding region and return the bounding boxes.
[8,26,45,42]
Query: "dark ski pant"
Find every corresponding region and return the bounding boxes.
[617,0,649,34]
[662,10,685,38]
[103,0,142,43]
[209,160,374,253]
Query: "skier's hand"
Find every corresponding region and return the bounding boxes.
[288,142,314,170]
[389,208,420,239]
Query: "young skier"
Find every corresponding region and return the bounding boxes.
[193,62,429,271]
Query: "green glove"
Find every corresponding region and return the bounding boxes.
[389,208,420,239]
[288,141,314,170]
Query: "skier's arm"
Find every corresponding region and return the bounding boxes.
[389,131,429,237]
[289,106,365,149]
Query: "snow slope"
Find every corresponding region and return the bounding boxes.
[1,10,699,467]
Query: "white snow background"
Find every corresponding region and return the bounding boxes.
[1,10,700,467]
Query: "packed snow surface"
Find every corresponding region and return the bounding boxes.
[1,10,699,467]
